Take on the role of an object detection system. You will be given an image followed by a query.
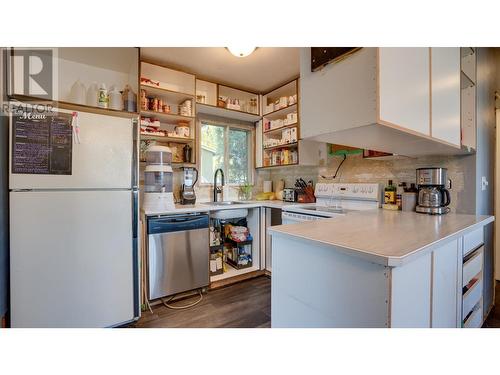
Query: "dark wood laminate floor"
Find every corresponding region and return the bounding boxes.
[130,276,271,328]
[483,281,500,328]
[130,277,499,328]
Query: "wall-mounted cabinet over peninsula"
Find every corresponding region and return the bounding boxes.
[300,47,474,157]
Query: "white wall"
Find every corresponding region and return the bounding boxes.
[0,48,9,318]
[474,49,497,316]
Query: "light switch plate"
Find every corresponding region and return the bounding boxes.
[481,176,489,191]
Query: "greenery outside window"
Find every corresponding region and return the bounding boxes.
[200,121,253,185]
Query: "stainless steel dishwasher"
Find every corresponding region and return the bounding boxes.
[147,213,209,300]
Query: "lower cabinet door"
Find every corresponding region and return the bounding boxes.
[431,239,461,328]
[463,302,483,328]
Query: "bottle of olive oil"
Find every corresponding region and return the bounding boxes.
[384,180,397,204]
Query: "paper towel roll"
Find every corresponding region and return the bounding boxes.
[263,180,273,193]
[275,179,285,192]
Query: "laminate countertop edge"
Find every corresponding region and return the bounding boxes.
[269,212,495,267]
[142,200,304,216]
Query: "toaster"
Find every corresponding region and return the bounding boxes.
[282,188,297,202]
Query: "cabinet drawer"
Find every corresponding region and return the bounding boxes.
[463,228,484,256]
[463,303,483,328]
[462,247,483,288]
[463,279,482,318]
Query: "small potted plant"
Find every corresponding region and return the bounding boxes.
[239,182,253,201]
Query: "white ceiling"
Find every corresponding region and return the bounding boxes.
[140,47,300,93]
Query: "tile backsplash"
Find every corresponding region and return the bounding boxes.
[255,152,475,213]
[160,152,474,213]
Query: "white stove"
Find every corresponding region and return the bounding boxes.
[282,183,381,223]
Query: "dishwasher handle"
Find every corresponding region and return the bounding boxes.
[148,214,209,234]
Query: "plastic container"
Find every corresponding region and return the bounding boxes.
[69,79,86,105]
[122,85,137,112]
[86,82,98,107]
[402,192,417,212]
[145,145,172,165]
[108,86,123,110]
[144,165,173,193]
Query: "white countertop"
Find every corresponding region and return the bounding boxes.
[269,209,494,266]
[143,200,302,216]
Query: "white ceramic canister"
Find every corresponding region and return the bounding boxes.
[175,124,190,138]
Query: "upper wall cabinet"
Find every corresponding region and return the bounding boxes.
[378,48,430,136]
[430,48,461,147]
[141,61,195,96]
[300,47,470,157]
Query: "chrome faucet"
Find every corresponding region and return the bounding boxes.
[213,168,225,202]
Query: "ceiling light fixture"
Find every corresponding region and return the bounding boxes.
[226,47,256,58]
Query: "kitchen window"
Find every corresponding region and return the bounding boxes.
[200,121,253,185]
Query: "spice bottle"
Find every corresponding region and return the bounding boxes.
[97,83,108,108]
[384,180,397,204]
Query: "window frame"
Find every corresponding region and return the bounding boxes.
[199,118,255,187]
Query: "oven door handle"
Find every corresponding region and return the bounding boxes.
[282,212,306,222]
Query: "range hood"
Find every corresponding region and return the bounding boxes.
[299,47,472,157]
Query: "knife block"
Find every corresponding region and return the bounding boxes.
[296,186,316,203]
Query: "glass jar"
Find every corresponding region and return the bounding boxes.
[238,184,253,201]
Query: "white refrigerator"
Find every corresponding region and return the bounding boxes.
[9,106,139,327]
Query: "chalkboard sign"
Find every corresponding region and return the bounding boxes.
[12,111,73,175]
[311,47,361,72]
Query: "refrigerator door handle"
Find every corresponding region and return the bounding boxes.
[131,117,139,190]
[132,189,139,317]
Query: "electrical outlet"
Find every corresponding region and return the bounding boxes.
[481,176,489,191]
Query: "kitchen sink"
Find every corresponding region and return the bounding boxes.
[202,201,246,206]
[201,201,249,219]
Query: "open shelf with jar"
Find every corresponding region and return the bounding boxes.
[139,61,197,165]
[262,79,297,116]
[258,78,310,168]
[140,137,195,165]
[195,79,261,122]
[139,118,195,164]
[461,47,476,151]
[263,143,299,167]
